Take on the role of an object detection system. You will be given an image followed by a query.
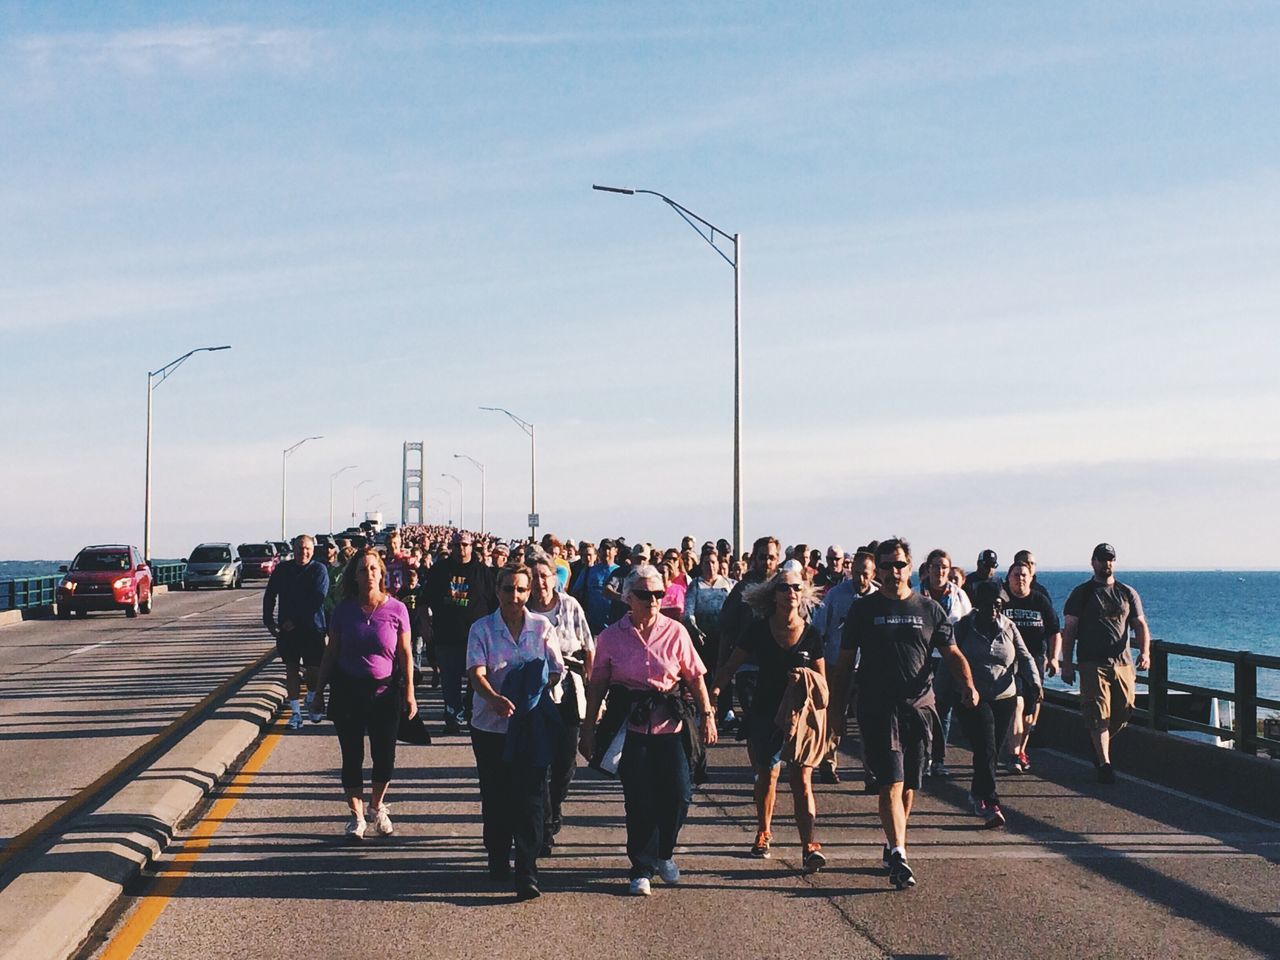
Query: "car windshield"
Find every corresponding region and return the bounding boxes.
[238,544,274,559]
[72,551,130,572]
[191,546,232,563]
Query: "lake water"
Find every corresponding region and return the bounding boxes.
[3,562,1277,701]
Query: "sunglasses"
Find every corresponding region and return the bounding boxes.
[631,589,665,602]
[877,559,911,571]
[775,582,803,593]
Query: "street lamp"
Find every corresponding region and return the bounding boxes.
[453,454,486,533]
[433,486,454,526]
[441,473,464,530]
[281,436,323,540]
[144,345,231,562]
[593,183,743,558]
[480,406,536,539]
[329,465,357,535]
[352,479,371,525]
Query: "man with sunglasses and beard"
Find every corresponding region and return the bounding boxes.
[829,538,978,890]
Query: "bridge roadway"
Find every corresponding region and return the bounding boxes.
[1,594,1277,959]
[0,587,272,850]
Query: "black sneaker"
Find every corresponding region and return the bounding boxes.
[887,850,916,889]
[515,878,541,901]
[1097,762,1116,784]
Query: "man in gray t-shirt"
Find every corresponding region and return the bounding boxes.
[1061,543,1151,784]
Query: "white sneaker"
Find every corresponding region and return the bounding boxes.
[288,711,303,730]
[345,816,367,841]
[305,692,323,723]
[369,804,394,836]
[656,858,680,884]
[628,877,651,897]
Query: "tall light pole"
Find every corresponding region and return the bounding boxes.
[352,479,371,524]
[441,473,464,530]
[481,406,536,540]
[453,454,486,533]
[593,183,743,559]
[433,486,454,527]
[144,344,231,562]
[328,465,357,535]
[281,436,323,540]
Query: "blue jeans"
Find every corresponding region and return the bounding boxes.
[619,733,692,880]
[436,643,467,725]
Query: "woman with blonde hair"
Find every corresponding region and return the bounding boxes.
[712,564,827,871]
[316,548,416,842]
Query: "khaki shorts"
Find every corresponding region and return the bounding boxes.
[1078,661,1136,734]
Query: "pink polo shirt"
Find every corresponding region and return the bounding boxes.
[592,613,706,734]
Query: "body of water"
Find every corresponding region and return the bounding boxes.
[3,562,1277,700]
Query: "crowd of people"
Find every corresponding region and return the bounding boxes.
[262,525,1151,899]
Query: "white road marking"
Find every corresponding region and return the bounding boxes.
[69,641,111,656]
[179,612,200,620]
[1041,748,1280,829]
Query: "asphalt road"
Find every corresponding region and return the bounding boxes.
[0,586,274,850]
[88,686,1280,960]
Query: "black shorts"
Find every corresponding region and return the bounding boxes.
[858,703,934,790]
[276,626,325,668]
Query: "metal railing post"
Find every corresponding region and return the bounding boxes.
[1234,652,1257,755]
[1149,643,1169,732]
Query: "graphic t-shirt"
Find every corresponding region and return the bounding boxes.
[1003,590,1060,659]
[737,618,825,722]
[841,591,954,711]
[425,558,491,645]
[1064,579,1144,665]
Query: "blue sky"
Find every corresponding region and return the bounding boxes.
[2,2,1278,567]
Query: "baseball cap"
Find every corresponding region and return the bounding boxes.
[977,549,998,567]
[452,531,473,546]
[631,544,651,560]
[1092,542,1117,561]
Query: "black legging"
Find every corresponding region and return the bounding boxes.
[958,696,1017,804]
[331,678,400,794]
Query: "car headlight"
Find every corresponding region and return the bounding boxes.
[113,577,132,590]
[60,579,75,593]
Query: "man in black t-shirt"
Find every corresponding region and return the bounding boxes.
[423,531,493,733]
[1004,560,1062,769]
[1061,542,1150,783]
[962,548,999,604]
[829,538,977,890]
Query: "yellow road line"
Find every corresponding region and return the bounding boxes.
[98,718,286,960]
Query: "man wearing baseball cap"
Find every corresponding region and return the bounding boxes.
[962,549,999,604]
[1060,543,1151,783]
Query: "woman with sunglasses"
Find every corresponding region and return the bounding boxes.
[579,564,716,896]
[712,565,827,871]
[953,580,1041,827]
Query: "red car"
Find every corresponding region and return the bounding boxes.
[57,544,154,618]
[238,542,280,581]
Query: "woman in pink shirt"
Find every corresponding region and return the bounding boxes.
[579,564,717,897]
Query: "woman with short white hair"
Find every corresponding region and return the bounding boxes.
[579,564,716,896]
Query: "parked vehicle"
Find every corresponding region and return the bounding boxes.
[272,540,293,562]
[183,543,243,590]
[238,542,280,581]
[57,544,153,618]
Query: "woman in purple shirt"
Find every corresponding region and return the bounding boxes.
[317,548,416,842]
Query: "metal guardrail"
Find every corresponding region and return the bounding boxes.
[0,562,187,612]
[1047,638,1280,757]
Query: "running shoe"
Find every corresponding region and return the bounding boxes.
[369,803,394,836]
[515,878,541,901]
[929,761,949,778]
[656,858,680,884]
[305,692,324,723]
[983,802,1006,828]
[629,877,652,897]
[344,815,367,842]
[803,843,826,874]
[751,830,772,858]
[288,711,303,730]
[887,850,916,889]
[1017,751,1032,772]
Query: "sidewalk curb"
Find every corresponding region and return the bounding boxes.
[0,672,286,960]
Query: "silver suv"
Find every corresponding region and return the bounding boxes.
[183,543,243,590]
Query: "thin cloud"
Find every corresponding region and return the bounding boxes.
[13,25,324,75]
